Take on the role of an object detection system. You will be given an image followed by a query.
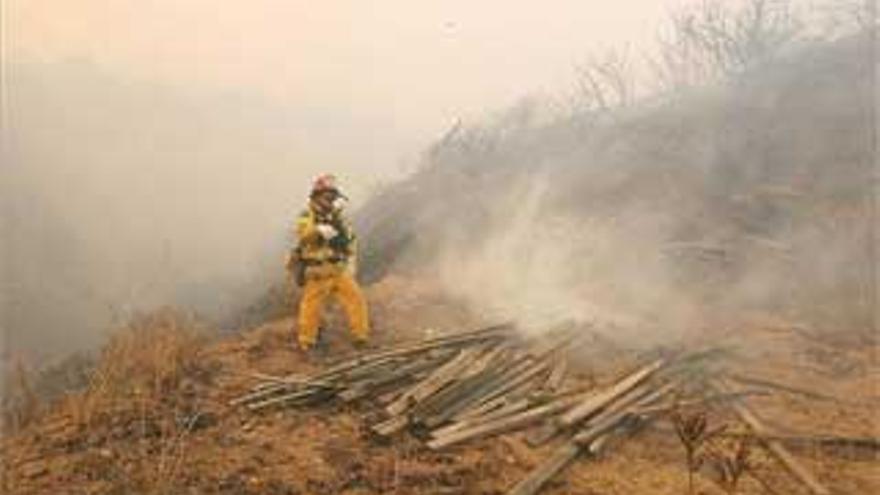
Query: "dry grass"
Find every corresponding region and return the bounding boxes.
[59,309,205,428]
[2,308,214,495]
[705,436,754,494]
[4,288,877,495]
[1,359,42,434]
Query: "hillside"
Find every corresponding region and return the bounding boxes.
[356,34,875,336]
[2,275,878,495]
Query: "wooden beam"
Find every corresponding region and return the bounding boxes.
[371,415,409,436]
[420,331,580,428]
[421,357,539,428]
[385,347,482,416]
[559,358,667,427]
[572,381,676,445]
[715,380,831,495]
[431,397,532,438]
[453,373,543,423]
[426,391,592,449]
[410,347,511,422]
[298,323,515,384]
[544,355,568,392]
[506,442,582,495]
[728,373,852,404]
[507,381,676,495]
[338,352,452,402]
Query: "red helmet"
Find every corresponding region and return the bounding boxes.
[311,173,348,199]
[312,173,338,194]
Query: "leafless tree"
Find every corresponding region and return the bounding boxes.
[572,45,636,112]
[810,0,876,37]
[650,0,806,91]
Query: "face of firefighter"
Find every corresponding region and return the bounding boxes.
[312,190,338,212]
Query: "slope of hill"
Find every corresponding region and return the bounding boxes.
[2,276,878,495]
[356,34,875,337]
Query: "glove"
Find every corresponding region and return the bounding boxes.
[315,223,338,240]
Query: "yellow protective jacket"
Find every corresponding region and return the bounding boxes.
[293,203,358,277]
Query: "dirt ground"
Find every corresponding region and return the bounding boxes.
[2,276,878,494]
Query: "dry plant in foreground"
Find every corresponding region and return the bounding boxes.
[52,309,209,494]
[671,406,726,495]
[706,436,754,494]
[59,309,206,428]
[1,360,40,433]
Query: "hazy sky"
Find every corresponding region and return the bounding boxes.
[1,1,861,357]
[4,1,687,357]
[7,1,672,172]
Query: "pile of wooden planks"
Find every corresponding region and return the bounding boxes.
[232,323,840,495]
[229,323,521,411]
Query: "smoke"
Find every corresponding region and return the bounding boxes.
[3,3,874,362]
[428,173,690,337]
[1,59,393,359]
[359,32,876,342]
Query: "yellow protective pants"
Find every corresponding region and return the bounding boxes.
[297,269,369,350]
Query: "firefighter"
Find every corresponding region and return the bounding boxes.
[288,174,370,351]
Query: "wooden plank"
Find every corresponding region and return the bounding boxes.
[377,388,404,405]
[229,384,294,406]
[506,442,582,495]
[338,352,452,402]
[650,425,880,451]
[421,357,538,428]
[318,323,514,375]
[431,397,532,438]
[246,371,334,389]
[236,324,513,408]
[559,358,666,427]
[715,380,831,495]
[507,381,672,495]
[532,379,676,447]
[246,387,333,411]
[373,347,508,437]
[572,381,676,445]
[506,434,613,495]
[237,323,513,405]
[371,415,409,436]
[728,373,851,404]
[232,357,402,406]
[631,390,767,416]
[508,383,673,495]
[409,347,511,421]
[458,345,514,379]
[260,323,512,394]
[467,359,550,411]
[231,377,342,406]
[453,373,543,423]
[426,391,592,449]
[385,347,482,416]
[544,355,568,392]
[515,359,664,447]
[420,322,516,344]
[420,332,580,428]
[246,361,444,410]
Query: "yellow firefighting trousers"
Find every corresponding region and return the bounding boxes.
[297,267,369,349]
